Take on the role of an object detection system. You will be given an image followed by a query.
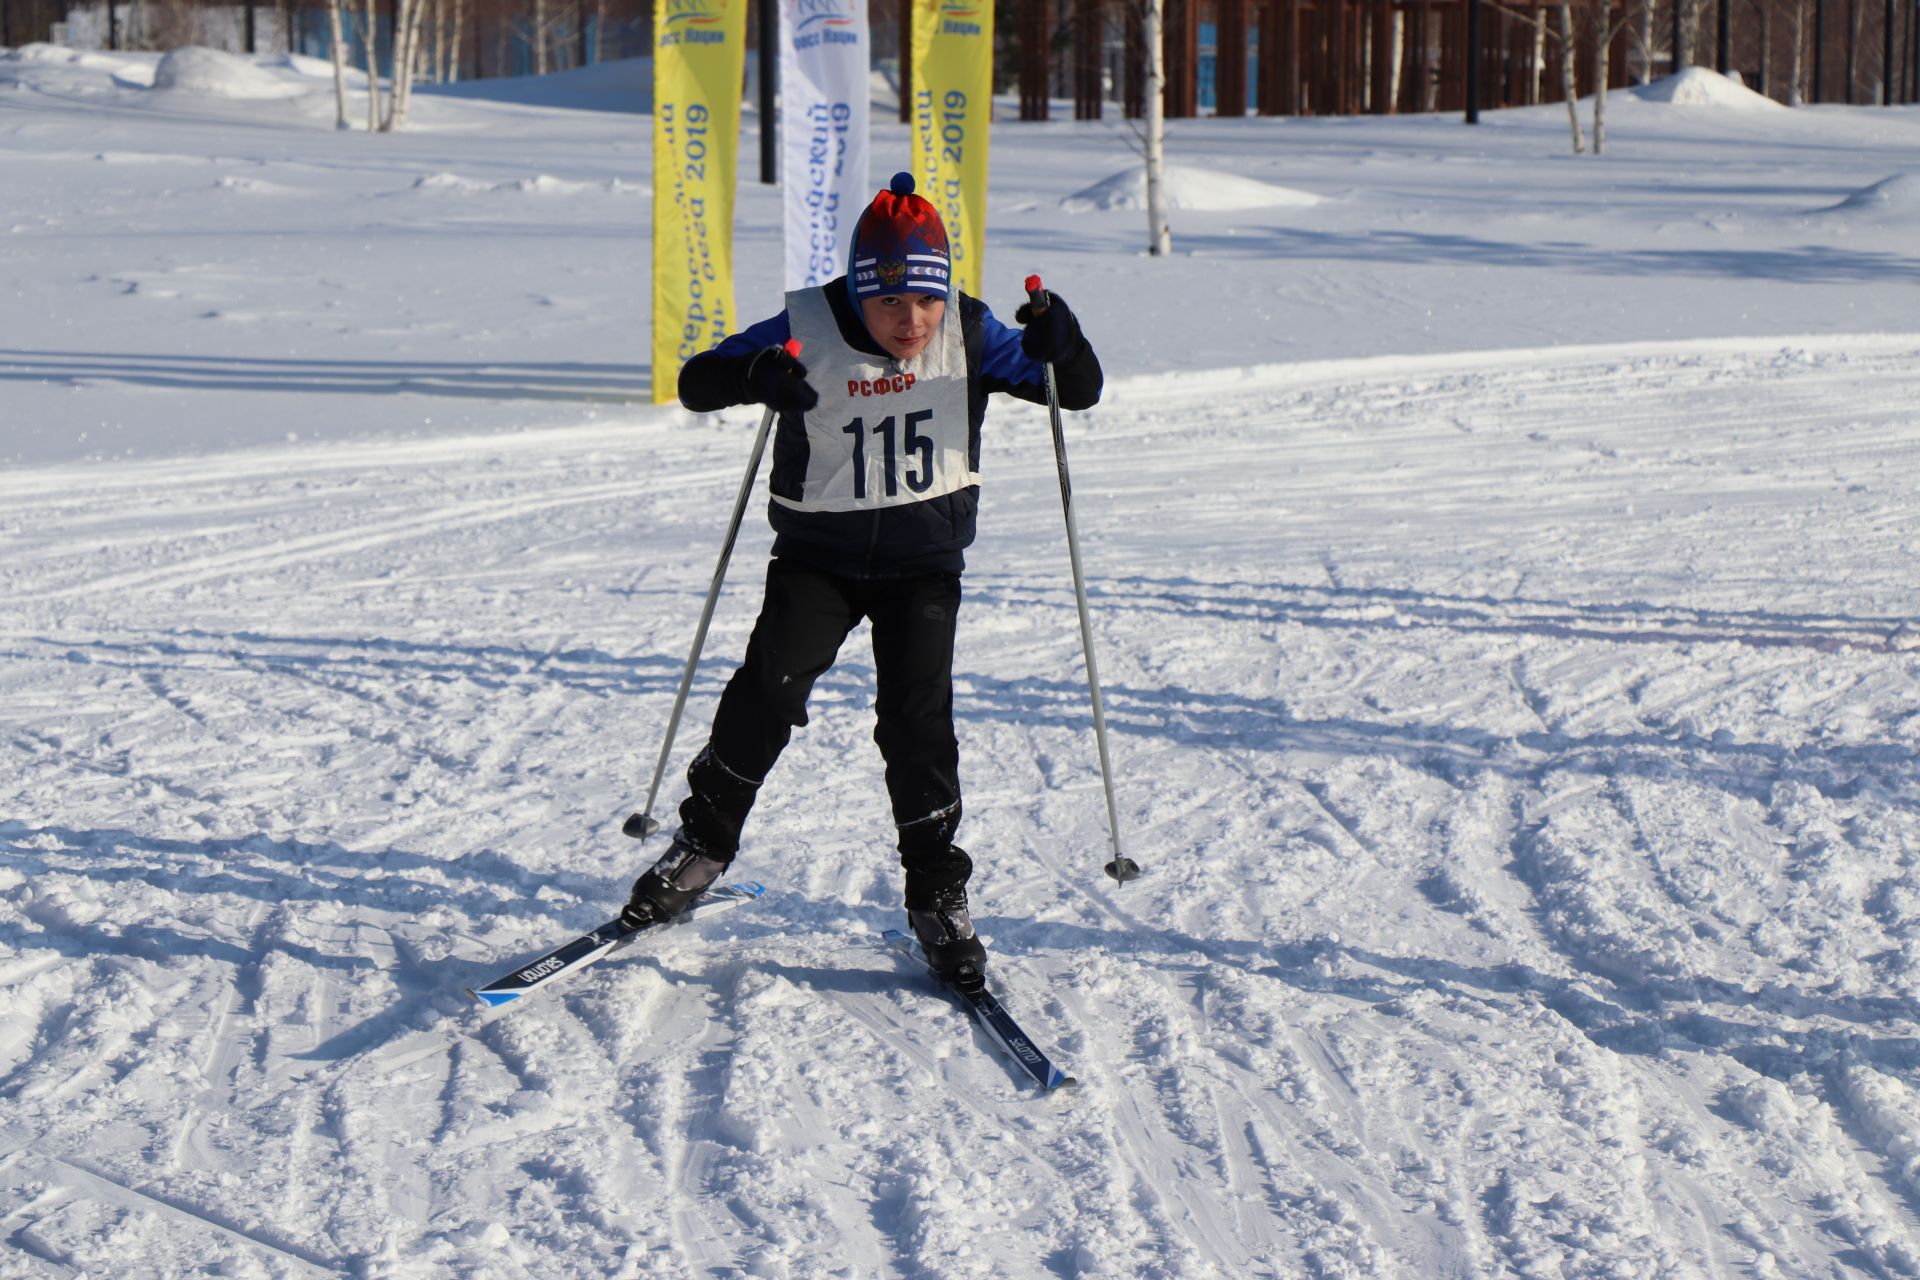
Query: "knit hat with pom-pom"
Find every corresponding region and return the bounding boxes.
[847,172,950,300]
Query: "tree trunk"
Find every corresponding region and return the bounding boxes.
[1635,0,1653,81]
[1389,8,1404,110]
[1533,13,1547,101]
[1844,0,1857,101]
[1593,1,1611,152]
[1145,0,1171,255]
[448,0,465,83]
[362,0,382,130]
[1560,1,1585,150]
[390,0,428,126]
[326,0,351,128]
[1789,0,1804,101]
[534,0,549,74]
[381,0,409,128]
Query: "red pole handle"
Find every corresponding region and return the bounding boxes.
[1024,274,1049,315]
[783,339,803,358]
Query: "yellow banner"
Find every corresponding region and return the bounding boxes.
[910,0,993,299]
[652,0,749,402]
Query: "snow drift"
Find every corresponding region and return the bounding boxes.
[1631,66,1786,110]
[1808,173,1920,223]
[1061,164,1322,213]
[152,47,308,100]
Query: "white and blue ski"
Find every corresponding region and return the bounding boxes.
[468,882,766,1007]
[884,929,1076,1092]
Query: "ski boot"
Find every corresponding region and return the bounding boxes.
[907,889,987,987]
[621,834,729,930]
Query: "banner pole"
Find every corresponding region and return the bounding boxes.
[759,0,776,184]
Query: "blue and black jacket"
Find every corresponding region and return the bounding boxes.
[677,276,1103,578]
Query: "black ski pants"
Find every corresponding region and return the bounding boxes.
[676,557,973,908]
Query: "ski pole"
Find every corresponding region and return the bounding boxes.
[623,340,801,841]
[1024,277,1140,884]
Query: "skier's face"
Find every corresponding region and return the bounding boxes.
[861,292,945,361]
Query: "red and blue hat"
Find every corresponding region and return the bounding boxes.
[848,172,950,300]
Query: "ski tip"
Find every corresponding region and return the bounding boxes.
[467,988,518,1008]
[881,928,906,943]
[1047,1071,1078,1092]
[734,881,768,898]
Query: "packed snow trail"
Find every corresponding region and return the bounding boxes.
[5,338,1920,1277]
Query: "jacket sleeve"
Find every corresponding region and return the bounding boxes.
[677,312,794,412]
[971,298,1103,411]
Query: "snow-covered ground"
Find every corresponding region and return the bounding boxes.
[5,42,1920,1280]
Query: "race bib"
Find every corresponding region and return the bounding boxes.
[774,285,975,513]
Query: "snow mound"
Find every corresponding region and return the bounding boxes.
[1061,164,1322,214]
[1631,66,1785,110]
[110,62,157,88]
[409,171,640,196]
[152,47,308,100]
[412,172,495,195]
[1809,173,1920,222]
[215,175,295,195]
[7,42,84,63]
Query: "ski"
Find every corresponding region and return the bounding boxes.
[883,929,1076,1092]
[468,882,766,1007]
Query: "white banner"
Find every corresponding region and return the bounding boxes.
[779,0,870,290]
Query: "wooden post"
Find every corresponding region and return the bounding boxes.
[900,0,913,123]
[1465,0,1481,119]
[1369,0,1392,109]
[1885,0,1895,101]
[1218,0,1249,114]
[1126,0,1147,116]
[758,0,775,182]
[1258,0,1278,111]
[1286,0,1303,111]
[1164,0,1199,116]
[1021,0,1051,119]
[1075,0,1103,117]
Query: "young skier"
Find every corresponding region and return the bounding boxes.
[621,172,1104,978]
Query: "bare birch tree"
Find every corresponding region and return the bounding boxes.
[1590,0,1638,151]
[1533,16,1548,100]
[383,0,429,128]
[1628,0,1656,82]
[326,0,352,127]
[361,0,382,130]
[1558,1,1587,151]
[446,0,466,83]
[1144,0,1170,255]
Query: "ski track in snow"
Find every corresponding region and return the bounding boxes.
[4,335,1920,1276]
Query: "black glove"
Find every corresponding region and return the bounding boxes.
[743,343,818,414]
[1014,291,1082,366]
